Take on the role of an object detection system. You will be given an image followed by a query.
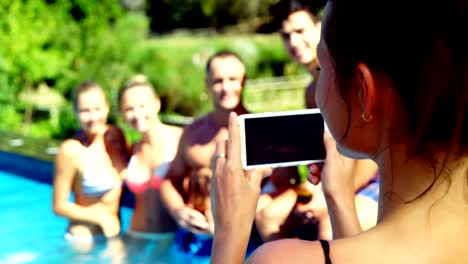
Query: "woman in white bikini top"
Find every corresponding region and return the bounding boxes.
[53,81,129,243]
[119,75,183,236]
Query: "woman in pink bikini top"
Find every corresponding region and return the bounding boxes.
[119,75,183,236]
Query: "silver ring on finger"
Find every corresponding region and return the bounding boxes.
[214,153,225,159]
[213,153,226,162]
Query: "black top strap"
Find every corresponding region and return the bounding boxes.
[319,240,332,264]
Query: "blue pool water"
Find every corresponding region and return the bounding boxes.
[0,162,211,263]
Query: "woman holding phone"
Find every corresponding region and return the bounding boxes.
[210,0,468,263]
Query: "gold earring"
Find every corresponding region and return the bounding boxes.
[361,112,373,122]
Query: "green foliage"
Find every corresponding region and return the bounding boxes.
[0,0,141,139]
[0,104,23,133]
[148,0,280,32]
[0,0,76,94]
[61,12,151,112]
[140,34,293,117]
[51,103,79,140]
[116,119,142,145]
[0,0,300,141]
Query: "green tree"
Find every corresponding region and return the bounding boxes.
[148,0,280,32]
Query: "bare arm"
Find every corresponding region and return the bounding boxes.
[211,114,269,264]
[212,226,253,264]
[255,189,297,242]
[327,159,378,238]
[161,122,207,213]
[255,168,301,241]
[160,130,211,233]
[325,189,361,239]
[316,132,363,239]
[256,191,273,213]
[160,133,190,216]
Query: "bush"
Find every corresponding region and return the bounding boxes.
[0,0,302,141]
[0,104,23,133]
[140,34,296,117]
[148,0,280,33]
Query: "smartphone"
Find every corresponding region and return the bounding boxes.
[238,108,327,170]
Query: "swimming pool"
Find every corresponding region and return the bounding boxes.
[0,151,212,264]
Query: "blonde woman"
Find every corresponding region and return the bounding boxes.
[119,75,182,240]
[53,81,129,244]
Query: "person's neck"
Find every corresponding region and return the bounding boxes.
[142,119,164,145]
[375,144,463,223]
[305,59,320,79]
[212,104,248,128]
[84,135,97,146]
[82,127,106,146]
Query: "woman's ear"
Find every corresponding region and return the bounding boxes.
[103,102,110,117]
[154,97,161,113]
[356,63,378,121]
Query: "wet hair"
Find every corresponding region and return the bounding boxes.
[205,50,246,77]
[324,0,467,196]
[118,74,159,106]
[72,81,106,110]
[270,0,326,30]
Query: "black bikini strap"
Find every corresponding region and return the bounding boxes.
[319,240,332,264]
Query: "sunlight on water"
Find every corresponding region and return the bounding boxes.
[4,252,37,264]
[0,170,212,263]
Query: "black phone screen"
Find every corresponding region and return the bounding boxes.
[244,113,326,167]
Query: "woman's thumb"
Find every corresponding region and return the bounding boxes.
[323,130,337,155]
[249,167,272,188]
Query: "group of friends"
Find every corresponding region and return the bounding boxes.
[52,1,379,258]
[52,0,468,262]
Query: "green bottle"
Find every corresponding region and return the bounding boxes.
[295,164,313,205]
[297,164,309,184]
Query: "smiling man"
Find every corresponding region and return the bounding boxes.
[277,0,323,108]
[160,50,249,256]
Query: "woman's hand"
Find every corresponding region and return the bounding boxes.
[98,213,121,238]
[307,131,355,198]
[211,113,271,233]
[306,131,362,238]
[172,206,211,235]
[210,112,271,264]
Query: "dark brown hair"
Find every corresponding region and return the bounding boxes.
[270,0,326,30]
[325,0,468,159]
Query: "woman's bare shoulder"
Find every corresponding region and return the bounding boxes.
[247,232,386,264]
[58,138,82,157]
[167,124,183,136]
[247,239,326,264]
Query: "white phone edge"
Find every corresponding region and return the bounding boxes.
[238,108,327,171]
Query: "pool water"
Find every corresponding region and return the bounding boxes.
[0,171,211,264]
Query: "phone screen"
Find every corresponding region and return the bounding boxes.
[240,110,326,169]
